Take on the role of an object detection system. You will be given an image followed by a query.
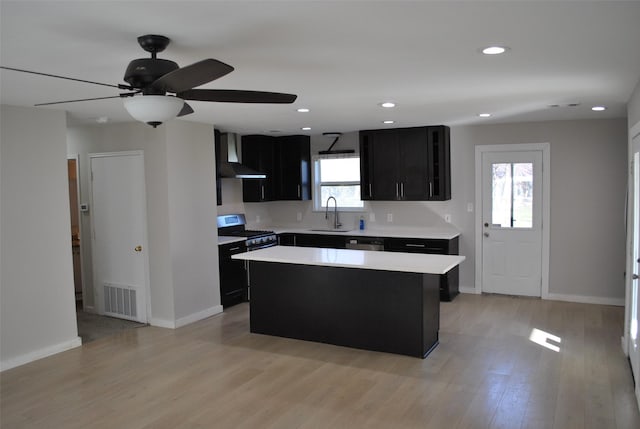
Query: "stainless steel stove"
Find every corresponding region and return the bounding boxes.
[217,214,277,250]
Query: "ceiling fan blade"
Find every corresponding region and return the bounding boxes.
[177,102,194,117]
[151,59,234,93]
[34,93,138,106]
[0,66,132,90]
[178,89,297,104]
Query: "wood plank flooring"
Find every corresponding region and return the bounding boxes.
[1,294,639,428]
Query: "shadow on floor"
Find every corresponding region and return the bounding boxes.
[76,311,146,343]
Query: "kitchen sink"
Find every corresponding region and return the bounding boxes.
[308,229,352,233]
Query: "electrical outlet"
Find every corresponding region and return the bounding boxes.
[444,214,451,223]
[387,213,393,222]
[256,215,261,223]
[369,213,376,222]
[467,203,474,213]
[296,212,302,221]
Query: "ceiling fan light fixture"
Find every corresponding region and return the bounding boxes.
[123,95,184,127]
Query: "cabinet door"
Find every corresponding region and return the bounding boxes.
[397,127,429,200]
[426,126,451,201]
[214,129,222,206]
[362,129,400,200]
[294,234,346,249]
[242,135,275,202]
[218,242,248,307]
[277,135,311,200]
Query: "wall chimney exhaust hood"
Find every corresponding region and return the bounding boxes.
[219,133,266,179]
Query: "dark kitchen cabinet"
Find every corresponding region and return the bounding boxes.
[218,241,248,307]
[385,236,459,301]
[277,135,311,200]
[291,233,347,249]
[215,129,222,206]
[241,135,276,202]
[241,134,311,202]
[360,125,450,201]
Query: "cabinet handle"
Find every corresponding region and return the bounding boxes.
[368,183,372,197]
[429,182,433,197]
[405,243,426,248]
[229,246,241,252]
[297,184,301,198]
[261,185,265,200]
[396,182,399,198]
[400,182,405,197]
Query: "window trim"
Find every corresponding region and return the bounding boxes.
[312,154,365,212]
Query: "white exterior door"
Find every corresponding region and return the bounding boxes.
[90,151,149,323]
[481,149,543,296]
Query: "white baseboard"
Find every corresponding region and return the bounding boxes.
[546,293,624,306]
[175,305,223,328]
[149,317,176,329]
[1,336,82,372]
[150,305,223,329]
[459,286,479,295]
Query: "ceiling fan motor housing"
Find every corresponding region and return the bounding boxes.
[124,58,179,92]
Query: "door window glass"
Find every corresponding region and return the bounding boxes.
[491,162,533,228]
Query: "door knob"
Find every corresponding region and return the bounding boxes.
[134,245,142,252]
[483,232,489,237]
[633,274,639,280]
[484,222,489,227]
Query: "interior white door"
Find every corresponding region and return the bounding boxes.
[630,135,640,393]
[481,150,543,296]
[90,152,148,323]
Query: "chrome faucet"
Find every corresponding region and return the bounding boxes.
[325,196,342,229]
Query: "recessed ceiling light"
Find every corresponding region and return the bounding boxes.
[481,46,508,55]
[382,120,395,124]
[567,103,581,107]
[548,104,560,108]
[96,116,109,123]
[296,108,310,113]
[301,127,311,131]
[591,106,607,111]
[380,102,396,108]
[478,113,491,118]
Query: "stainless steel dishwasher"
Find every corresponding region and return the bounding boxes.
[345,237,385,251]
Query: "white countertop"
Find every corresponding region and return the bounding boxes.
[232,245,465,275]
[218,225,459,245]
[218,236,246,246]
[264,226,460,240]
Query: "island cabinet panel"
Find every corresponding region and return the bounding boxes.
[241,134,311,202]
[249,261,440,358]
[385,236,459,301]
[360,125,450,201]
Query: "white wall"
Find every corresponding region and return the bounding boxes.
[67,120,220,328]
[1,105,81,371]
[165,121,220,324]
[224,119,628,303]
[628,78,640,129]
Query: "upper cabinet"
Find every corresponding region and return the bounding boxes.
[241,134,311,202]
[360,125,451,201]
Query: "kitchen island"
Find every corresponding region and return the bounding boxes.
[232,246,465,358]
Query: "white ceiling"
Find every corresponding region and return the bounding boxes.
[1,1,639,135]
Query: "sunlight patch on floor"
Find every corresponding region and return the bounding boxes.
[529,328,561,352]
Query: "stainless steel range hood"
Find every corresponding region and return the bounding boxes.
[218,133,266,179]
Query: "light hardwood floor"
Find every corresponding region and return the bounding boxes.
[1,294,639,429]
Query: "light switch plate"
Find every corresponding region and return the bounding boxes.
[296,212,302,221]
[387,213,393,222]
[369,213,376,222]
[467,203,474,213]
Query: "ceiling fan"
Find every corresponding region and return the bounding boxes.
[0,34,298,127]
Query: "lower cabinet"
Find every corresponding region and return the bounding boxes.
[278,233,460,301]
[218,242,248,308]
[385,237,459,301]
